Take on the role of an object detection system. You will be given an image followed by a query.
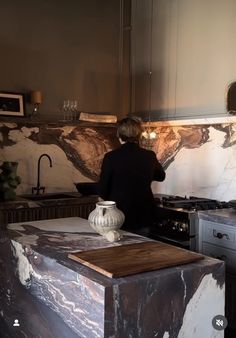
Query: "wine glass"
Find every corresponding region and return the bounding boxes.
[62,100,70,121]
[72,100,78,120]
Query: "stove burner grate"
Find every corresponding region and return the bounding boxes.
[155,195,230,211]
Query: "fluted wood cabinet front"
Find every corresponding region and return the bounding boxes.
[0,203,96,227]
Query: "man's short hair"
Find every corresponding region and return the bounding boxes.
[117,117,142,142]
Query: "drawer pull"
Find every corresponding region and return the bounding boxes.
[213,230,229,240]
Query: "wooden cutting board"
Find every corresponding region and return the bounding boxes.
[68,241,204,278]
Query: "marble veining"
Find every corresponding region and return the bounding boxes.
[8,217,151,257]
[105,261,224,338]
[178,273,224,338]
[151,124,236,201]
[0,217,225,337]
[11,240,33,287]
[1,119,236,201]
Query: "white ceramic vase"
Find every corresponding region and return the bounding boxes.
[88,201,125,240]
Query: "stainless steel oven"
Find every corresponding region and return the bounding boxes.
[149,194,230,251]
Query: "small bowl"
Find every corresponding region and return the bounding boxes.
[74,182,98,196]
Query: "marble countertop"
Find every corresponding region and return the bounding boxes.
[7,217,217,287]
[7,217,155,286]
[198,208,236,227]
[0,193,98,210]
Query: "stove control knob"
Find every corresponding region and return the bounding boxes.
[181,223,188,231]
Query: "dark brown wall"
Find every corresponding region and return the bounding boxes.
[0,0,130,120]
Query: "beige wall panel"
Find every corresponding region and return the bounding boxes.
[175,0,236,117]
[131,0,236,119]
[131,0,151,112]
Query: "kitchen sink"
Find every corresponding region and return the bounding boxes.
[21,193,77,201]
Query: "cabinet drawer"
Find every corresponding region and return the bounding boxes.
[201,220,236,250]
[202,242,236,274]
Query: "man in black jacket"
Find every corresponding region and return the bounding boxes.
[99,117,166,235]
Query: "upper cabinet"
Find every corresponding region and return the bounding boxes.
[131,0,236,120]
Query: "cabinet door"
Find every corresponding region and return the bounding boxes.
[131,0,178,118]
[202,242,236,274]
[131,0,236,119]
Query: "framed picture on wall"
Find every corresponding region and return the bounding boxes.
[0,92,25,117]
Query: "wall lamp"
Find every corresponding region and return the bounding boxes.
[30,90,42,117]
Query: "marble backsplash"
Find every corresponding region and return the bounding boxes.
[1,117,236,201]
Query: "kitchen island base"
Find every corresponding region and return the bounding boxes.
[0,217,225,338]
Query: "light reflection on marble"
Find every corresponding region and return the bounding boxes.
[8,217,151,255]
[198,208,236,227]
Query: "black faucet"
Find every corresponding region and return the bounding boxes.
[32,154,53,195]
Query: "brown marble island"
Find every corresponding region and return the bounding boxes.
[0,217,224,338]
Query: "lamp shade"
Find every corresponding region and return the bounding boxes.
[30,91,42,104]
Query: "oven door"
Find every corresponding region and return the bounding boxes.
[149,206,192,250]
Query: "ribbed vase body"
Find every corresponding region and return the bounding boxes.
[88,201,125,235]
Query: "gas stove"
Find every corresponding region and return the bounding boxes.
[149,194,230,250]
[155,195,230,211]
